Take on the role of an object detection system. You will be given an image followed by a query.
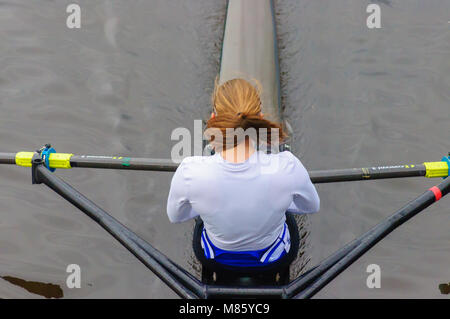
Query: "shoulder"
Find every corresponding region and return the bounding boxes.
[271,151,302,166]
[248,151,301,175]
[276,150,297,161]
[177,155,221,175]
[272,151,307,174]
[280,151,304,165]
[179,154,220,166]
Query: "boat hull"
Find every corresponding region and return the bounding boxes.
[219,0,281,121]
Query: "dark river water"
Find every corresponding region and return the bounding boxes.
[0,0,449,298]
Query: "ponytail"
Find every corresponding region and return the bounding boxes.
[206,78,287,151]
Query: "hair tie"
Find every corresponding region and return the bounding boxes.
[237,112,246,119]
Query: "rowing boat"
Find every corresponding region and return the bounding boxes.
[0,0,449,299]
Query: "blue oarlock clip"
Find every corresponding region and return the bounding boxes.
[442,155,450,178]
[41,146,56,172]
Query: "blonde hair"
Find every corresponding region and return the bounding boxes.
[206,78,286,151]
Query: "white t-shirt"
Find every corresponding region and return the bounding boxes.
[167,151,320,251]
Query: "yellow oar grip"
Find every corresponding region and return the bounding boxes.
[424,161,449,178]
[15,152,73,169]
[15,152,34,167]
[49,153,73,169]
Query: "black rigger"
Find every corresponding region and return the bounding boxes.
[25,153,449,299]
[31,158,205,299]
[294,176,450,298]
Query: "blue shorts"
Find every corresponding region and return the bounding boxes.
[201,223,291,267]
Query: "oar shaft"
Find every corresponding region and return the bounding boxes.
[71,159,429,180]
[0,153,16,164]
[70,155,177,172]
[310,165,426,183]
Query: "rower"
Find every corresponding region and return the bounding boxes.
[167,78,320,284]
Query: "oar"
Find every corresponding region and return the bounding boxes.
[294,176,450,299]
[1,149,449,182]
[0,151,177,172]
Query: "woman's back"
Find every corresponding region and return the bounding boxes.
[167,150,319,251]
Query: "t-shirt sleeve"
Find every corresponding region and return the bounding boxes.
[166,161,199,223]
[286,153,320,214]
